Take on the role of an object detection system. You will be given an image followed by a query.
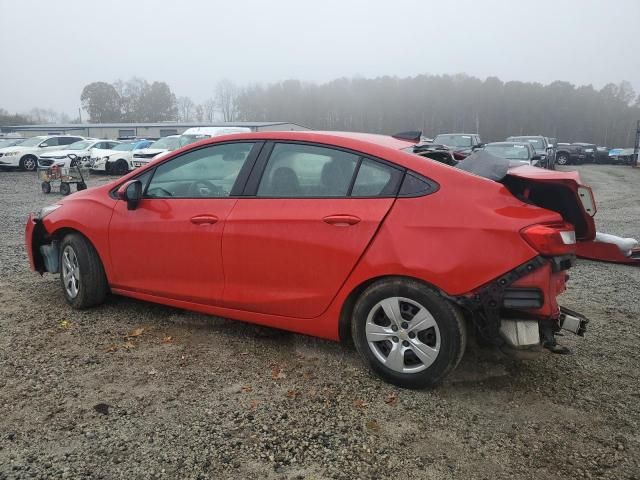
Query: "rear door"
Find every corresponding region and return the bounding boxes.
[222,142,404,318]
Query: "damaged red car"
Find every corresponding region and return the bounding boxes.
[25,131,590,388]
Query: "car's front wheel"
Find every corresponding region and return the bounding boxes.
[352,278,467,389]
[59,233,108,309]
[556,153,569,166]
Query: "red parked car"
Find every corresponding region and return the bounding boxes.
[25,131,590,388]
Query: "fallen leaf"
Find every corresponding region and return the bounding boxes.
[303,370,317,380]
[286,390,300,399]
[353,399,367,409]
[128,327,145,337]
[161,336,174,344]
[148,368,157,376]
[58,319,70,329]
[384,393,398,406]
[241,385,253,393]
[239,351,250,356]
[271,366,286,380]
[250,400,259,410]
[122,341,136,350]
[366,419,380,432]
[105,345,118,353]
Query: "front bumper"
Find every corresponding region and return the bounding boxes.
[0,155,20,167]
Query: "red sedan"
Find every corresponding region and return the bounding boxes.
[25,131,588,388]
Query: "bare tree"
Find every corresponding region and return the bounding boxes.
[177,96,195,122]
[203,98,217,122]
[215,79,238,122]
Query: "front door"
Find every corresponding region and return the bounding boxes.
[222,142,403,318]
[108,142,259,304]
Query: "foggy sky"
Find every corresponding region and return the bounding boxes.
[1,0,639,117]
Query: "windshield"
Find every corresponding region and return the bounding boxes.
[484,144,531,160]
[509,137,545,151]
[18,136,46,147]
[150,137,180,150]
[68,140,94,150]
[179,134,210,148]
[0,139,24,148]
[113,143,135,151]
[433,134,473,148]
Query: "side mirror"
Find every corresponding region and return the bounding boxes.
[67,153,78,159]
[471,144,484,151]
[117,180,142,210]
[39,144,48,148]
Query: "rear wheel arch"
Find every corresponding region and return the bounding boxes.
[338,275,448,344]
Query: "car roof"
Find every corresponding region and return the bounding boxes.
[487,141,531,146]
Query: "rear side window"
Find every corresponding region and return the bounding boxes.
[57,137,77,145]
[257,143,358,197]
[398,172,438,197]
[351,159,403,197]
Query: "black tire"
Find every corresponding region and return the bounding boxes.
[76,182,87,191]
[351,278,467,389]
[59,233,108,309]
[113,159,129,176]
[20,155,38,171]
[60,182,71,196]
[41,182,51,194]
[556,153,569,166]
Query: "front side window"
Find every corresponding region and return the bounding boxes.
[257,143,358,197]
[146,142,254,198]
[41,137,60,147]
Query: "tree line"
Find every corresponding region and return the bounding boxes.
[234,75,640,147]
[3,74,639,147]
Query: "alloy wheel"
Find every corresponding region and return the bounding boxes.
[62,245,80,298]
[23,157,36,171]
[365,296,441,373]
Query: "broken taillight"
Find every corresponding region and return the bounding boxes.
[521,223,576,256]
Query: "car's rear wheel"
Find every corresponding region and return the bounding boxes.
[20,155,37,171]
[59,233,108,309]
[352,278,467,389]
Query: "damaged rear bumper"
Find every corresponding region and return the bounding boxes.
[447,255,589,351]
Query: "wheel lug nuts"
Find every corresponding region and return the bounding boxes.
[402,340,410,347]
[408,332,416,339]
[392,336,399,343]
[391,325,398,332]
[401,322,409,329]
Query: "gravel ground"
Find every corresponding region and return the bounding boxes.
[0,166,638,480]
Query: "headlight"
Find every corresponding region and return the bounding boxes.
[540,154,546,159]
[35,204,62,220]
[102,156,110,161]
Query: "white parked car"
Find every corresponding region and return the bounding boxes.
[131,135,181,169]
[90,139,154,174]
[0,135,85,171]
[38,139,120,168]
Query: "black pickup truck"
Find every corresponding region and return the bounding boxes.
[555,143,586,165]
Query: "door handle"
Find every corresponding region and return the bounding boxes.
[190,215,219,225]
[323,214,361,226]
